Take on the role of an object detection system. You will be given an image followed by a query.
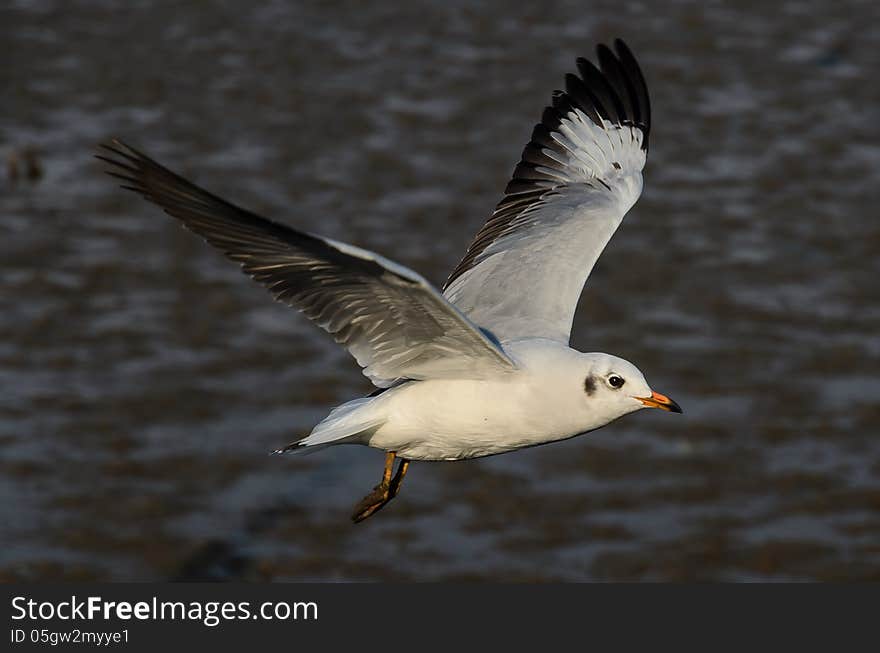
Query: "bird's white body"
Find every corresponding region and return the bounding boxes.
[302,340,652,461]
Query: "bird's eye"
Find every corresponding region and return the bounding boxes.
[608,374,625,389]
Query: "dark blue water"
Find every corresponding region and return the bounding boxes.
[2,0,879,580]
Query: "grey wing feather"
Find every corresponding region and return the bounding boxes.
[97,140,516,387]
[444,39,650,344]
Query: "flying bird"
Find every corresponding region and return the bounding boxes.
[98,39,681,523]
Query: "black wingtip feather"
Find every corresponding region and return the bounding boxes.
[103,170,138,184]
[98,140,141,165]
[505,39,651,198]
[522,40,651,190]
[510,40,651,194]
[444,39,651,290]
[94,154,138,175]
[575,57,627,124]
[613,39,651,135]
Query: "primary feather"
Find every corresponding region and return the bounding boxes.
[97,141,516,387]
[444,39,650,344]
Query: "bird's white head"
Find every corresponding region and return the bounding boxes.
[504,340,682,438]
[576,352,682,428]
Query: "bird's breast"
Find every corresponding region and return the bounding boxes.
[367,372,588,460]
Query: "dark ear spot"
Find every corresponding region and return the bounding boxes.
[584,375,597,396]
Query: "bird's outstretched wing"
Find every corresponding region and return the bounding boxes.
[97,140,516,387]
[444,39,650,344]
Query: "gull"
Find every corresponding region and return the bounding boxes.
[98,39,681,523]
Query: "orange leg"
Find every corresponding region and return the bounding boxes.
[351,452,410,523]
[389,459,409,499]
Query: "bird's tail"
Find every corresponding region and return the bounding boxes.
[273,396,385,455]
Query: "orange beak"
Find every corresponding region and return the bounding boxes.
[638,390,682,413]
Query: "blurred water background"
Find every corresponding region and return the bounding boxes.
[2,0,879,581]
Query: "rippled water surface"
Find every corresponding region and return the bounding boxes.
[2,0,879,581]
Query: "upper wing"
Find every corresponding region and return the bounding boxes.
[97,140,516,387]
[443,39,650,344]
